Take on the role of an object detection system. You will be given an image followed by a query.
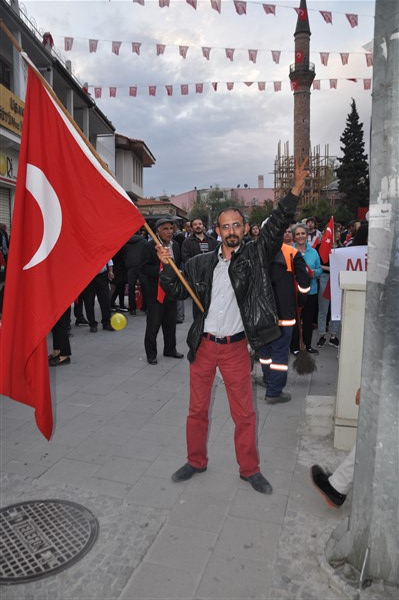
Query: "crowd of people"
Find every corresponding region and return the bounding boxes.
[1,188,369,502]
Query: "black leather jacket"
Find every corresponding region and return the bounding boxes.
[160,191,300,362]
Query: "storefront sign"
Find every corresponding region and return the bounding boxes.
[0,84,24,136]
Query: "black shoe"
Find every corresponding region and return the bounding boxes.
[164,351,184,359]
[129,310,136,316]
[310,465,346,508]
[118,306,129,312]
[90,325,98,333]
[240,472,272,494]
[316,335,326,348]
[265,391,291,404]
[49,356,71,367]
[75,318,89,326]
[102,324,115,331]
[291,350,299,356]
[307,347,319,355]
[329,336,340,348]
[171,463,207,482]
[147,357,158,365]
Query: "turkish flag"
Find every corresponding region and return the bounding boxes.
[0,65,144,439]
[318,216,334,263]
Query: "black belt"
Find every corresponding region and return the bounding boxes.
[203,332,246,344]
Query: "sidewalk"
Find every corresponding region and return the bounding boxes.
[1,302,355,599]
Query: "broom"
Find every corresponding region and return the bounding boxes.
[291,257,317,375]
[292,305,317,375]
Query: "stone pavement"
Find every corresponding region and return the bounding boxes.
[0,301,371,599]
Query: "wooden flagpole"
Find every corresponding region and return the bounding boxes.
[0,20,204,312]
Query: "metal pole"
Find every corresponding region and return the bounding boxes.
[326,0,399,588]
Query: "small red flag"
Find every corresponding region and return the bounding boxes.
[318,216,334,263]
[157,263,166,303]
[0,65,145,439]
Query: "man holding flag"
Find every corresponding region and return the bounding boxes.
[0,62,145,439]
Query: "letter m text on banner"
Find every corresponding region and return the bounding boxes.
[0,65,145,439]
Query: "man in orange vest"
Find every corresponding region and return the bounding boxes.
[258,239,310,403]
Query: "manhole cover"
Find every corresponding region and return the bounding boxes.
[0,499,99,585]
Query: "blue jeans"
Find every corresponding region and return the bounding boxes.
[258,326,293,397]
[318,273,340,336]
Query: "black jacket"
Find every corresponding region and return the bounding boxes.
[160,191,300,361]
[125,235,147,270]
[181,233,218,265]
[141,239,181,300]
[270,244,310,322]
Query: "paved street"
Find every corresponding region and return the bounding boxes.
[1,301,367,599]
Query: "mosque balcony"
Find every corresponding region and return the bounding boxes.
[289,61,315,75]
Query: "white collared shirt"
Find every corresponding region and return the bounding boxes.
[203,247,244,337]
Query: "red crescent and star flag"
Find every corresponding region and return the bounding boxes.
[318,216,334,263]
[0,65,145,440]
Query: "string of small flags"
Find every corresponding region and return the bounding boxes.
[61,37,373,67]
[125,0,367,26]
[86,78,372,98]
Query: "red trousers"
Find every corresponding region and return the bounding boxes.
[187,337,260,477]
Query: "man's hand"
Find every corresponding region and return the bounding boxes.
[291,157,310,197]
[155,244,172,265]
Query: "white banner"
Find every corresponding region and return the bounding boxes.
[330,247,367,320]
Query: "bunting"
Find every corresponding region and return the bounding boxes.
[112,41,122,55]
[87,78,372,97]
[248,49,257,63]
[63,36,373,68]
[64,37,74,51]
[320,10,332,24]
[320,52,329,66]
[263,4,275,15]
[340,53,349,65]
[225,48,235,61]
[65,0,367,27]
[271,50,281,64]
[234,1,246,15]
[89,39,98,53]
[346,13,358,28]
[365,53,373,67]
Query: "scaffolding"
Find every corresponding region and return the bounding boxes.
[273,142,336,207]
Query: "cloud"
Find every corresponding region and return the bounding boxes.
[25,0,375,196]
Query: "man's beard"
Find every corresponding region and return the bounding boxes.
[225,235,240,247]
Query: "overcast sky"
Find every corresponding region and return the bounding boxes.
[25,0,375,197]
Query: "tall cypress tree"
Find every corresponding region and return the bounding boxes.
[336,99,369,218]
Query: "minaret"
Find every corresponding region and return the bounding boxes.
[289,0,315,161]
